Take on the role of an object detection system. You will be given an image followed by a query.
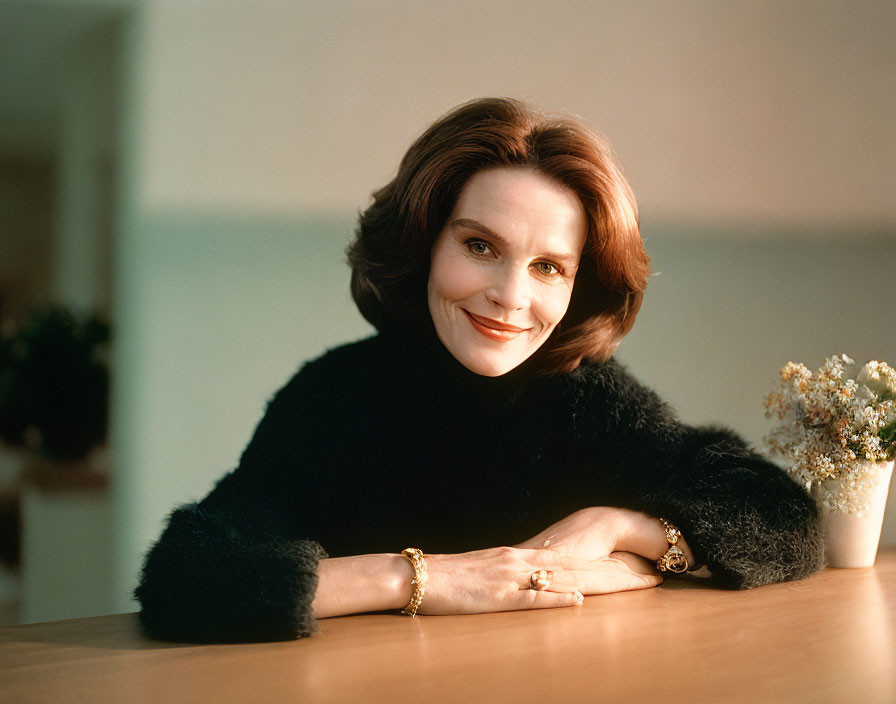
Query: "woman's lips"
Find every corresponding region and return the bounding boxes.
[463,310,529,341]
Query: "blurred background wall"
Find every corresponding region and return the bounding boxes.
[0,0,893,622]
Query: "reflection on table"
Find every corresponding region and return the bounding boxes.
[1,549,894,704]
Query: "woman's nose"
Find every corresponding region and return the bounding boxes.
[485,266,531,311]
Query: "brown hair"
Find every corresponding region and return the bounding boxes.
[347,97,649,373]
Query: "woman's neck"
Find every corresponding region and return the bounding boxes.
[380,319,540,403]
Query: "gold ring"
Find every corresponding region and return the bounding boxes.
[529,569,553,590]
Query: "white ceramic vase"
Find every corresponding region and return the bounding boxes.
[813,460,894,568]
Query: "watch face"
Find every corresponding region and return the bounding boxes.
[660,546,689,573]
[666,552,689,573]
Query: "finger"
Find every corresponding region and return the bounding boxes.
[571,555,664,595]
[524,549,663,587]
[506,588,584,611]
[517,581,580,595]
[610,550,662,575]
[515,563,587,598]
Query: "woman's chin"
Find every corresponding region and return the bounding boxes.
[454,351,528,377]
[434,327,543,377]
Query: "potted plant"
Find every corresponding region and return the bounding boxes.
[764,354,896,567]
[0,306,110,486]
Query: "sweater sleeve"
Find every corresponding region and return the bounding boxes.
[134,359,336,643]
[571,360,825,589]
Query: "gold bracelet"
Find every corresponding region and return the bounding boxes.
[400,548,428,617]
[656,518,690,573]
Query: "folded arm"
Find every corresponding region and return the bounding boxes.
[638,425,825,587]
[514,505,698,572]
[135,357,337,642]
[565,360,824,589]
[135,502,326,642]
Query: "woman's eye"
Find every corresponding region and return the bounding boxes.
[533,261,560,277]
[466,239,492,256]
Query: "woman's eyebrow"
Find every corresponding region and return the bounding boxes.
[449,218,581,266]
[450,218,509,246]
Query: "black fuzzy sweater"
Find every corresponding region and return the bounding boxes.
[134,331,824,643]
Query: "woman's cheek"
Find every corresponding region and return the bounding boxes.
[442,258,487,301]
[538,286,573,328]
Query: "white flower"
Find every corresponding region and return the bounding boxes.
[765,354,896,513]
[857,361,896,398]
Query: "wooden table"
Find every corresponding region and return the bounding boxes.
[2,550,894,704]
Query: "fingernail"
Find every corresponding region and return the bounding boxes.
[573,590,584,603]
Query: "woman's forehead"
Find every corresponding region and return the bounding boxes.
[448,168,587,255]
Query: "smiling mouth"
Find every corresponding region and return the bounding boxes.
[463,310,530,341]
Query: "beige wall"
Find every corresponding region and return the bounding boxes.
[135,0,895,228]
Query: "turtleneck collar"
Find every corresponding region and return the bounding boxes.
[379,318,541,404]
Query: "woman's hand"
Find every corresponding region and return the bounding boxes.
[514,506,696,570]
[513,507,628,559]
[418,545,661,615]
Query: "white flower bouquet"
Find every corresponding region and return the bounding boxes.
[764,355,896,516]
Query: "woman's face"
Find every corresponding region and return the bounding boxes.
[427,167,587,377]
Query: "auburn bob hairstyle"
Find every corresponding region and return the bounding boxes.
[347,97,650,373]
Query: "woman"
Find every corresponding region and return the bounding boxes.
[135,98,824,643]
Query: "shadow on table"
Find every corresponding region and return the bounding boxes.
[0,612,220,652]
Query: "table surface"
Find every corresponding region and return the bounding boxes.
[2,550,894,704]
